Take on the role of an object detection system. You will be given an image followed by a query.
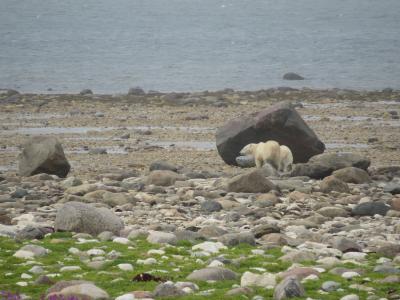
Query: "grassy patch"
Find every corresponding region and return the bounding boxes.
[0,236,398,299]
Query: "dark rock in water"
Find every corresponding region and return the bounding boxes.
[320,175,350,193]
[383,182,400,195]
[332,167,371,184]
[236,155,255,168]
[149,160,178,172]
[216,101,325,165]
[128,87,145,95]
[201,200,223,213]
[79,89,93,95]
[88,148,107,155]
[273,276,305,299]
[352,202,390,216]
[283,72,305,80]
[309,153,370,171]
[227,169,277,193]
[290,163,333,179]
[55,201,124,235]
[18,136,70,178]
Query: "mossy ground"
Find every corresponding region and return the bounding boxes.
[0,233,397,299]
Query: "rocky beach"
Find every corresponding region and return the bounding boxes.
[1,88,400,300]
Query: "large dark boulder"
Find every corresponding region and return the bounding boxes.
[18,136,70,178]
[216,102,325,165]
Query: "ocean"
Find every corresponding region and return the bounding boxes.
[1,0,400,93]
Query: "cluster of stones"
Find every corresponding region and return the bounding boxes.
[1,98,399,299]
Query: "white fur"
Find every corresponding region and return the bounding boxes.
[279,145,293,172]
[240,140,281,169]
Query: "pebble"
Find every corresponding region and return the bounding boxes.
[118,263,133,271]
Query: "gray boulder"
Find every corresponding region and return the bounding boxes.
[290,163,334,179]
[352,202,390,216]
[273,276,305,300]
[216,102,325,166]
[309,153,370,171]
[332,167,371,184]
[187,267,237,281]
[55,202,124,235]
[149,160,178,172]
[18,136,70,178]
[227,169,277,193]
[218,232,256,246]
[320,175,350,193]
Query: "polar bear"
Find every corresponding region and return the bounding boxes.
[240,140,281,169]
[279,145,293,173]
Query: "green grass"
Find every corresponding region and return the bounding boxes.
[0,234,398,299]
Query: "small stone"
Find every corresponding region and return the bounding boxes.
[320,176,350,193]
[147,231,177,245]
[342,271,360,279]
[241,271,276,288]
[29,266,44,274]
[352,202,390,216]
[153,281,185,298]
[201,200,223,213]
[60,266,81,272]
[113,237,130,245]
[322,281,341,292]
[87,249,106,256]
[115,294,135,300]
[218,232,256,246]
[192,241,227,254]
[340,295,359,300]
[118,264,133,271]
[187,267,237,281]
[273,276,305,300]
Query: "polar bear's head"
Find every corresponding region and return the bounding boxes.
[239,143,257,155]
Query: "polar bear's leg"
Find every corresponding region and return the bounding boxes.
[255,157,263,168]
[279,145,293,173]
